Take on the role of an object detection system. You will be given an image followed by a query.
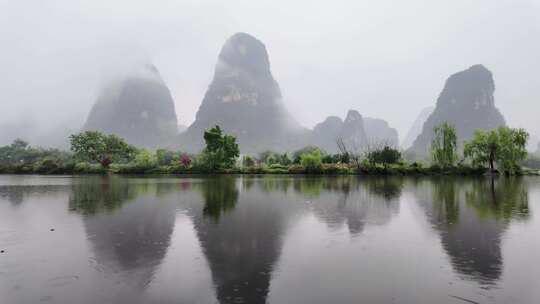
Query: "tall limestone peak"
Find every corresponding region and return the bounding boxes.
[409,65,506,156]
[180,32,304,153]
[83,64,178,148]
[363,117,399,147]
[342,110,368,148]
[311,116,344,153]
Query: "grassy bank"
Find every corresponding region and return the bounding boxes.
[1,161,539,176]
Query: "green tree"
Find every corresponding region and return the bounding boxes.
[201,126,240,170]
[134,149,158,169]
[242,155,256,167]
[463,129,499,173]
[431,122,458,168]
[464,127,528,175]
[69,131,136,168]
[156,149,179,166]
[366,145,401,168]
[497,127,528,175]
[279,153,292,166]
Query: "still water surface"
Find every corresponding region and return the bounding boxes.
[0,175,539,304]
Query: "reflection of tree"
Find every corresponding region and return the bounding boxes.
[363,177,404,202]
[0,186,25,205]
[196,176,239,221]
[190,176,290,304]
[432,178,460,224]
[68,176,136,214]
[466,177,530,221]
[293,177,324,198]
[257,176,292,194]
[72,176,178,291]
[416,177,530,285]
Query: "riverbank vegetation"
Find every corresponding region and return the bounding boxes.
[0,123,538,176]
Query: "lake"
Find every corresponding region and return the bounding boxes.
[0,175,539,304]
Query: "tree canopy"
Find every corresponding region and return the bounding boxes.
[201,126,240,170]
[69,131,136,168]
[464,127,529,175]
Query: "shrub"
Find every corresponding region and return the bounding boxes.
[74,162,106,174]
[300,150,323,173]
[33,158,61,174]
[366,146,401,167]
[293,146,325,164]
[134,150,157,169]
[180,153,192,167]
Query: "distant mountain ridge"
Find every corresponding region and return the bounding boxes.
[402,106,434,150]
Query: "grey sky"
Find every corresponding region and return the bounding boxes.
[1,0,539,146]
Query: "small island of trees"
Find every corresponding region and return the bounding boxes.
[0,123,538,176]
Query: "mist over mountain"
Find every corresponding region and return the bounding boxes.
[312,110,370,154]
[363,117,399,147]
[83,64,178,148]
[409,65,506,156]
[311,110,400,153]
[178,33,306,153]
[401,106,434,150]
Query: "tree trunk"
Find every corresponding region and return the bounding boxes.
[489,152,495,173]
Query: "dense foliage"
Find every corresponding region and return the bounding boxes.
[200,126,240,171]
[366,145,401,167]
[464,127,529,175]
[70,131,136,168]
[300,150,323,173]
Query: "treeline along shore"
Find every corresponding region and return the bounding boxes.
[1,123,539,176]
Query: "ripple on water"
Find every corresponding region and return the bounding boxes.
[46,275,79,288]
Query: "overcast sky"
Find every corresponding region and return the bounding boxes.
[1,0,539,146]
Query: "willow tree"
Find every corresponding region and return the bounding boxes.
[431,122,458,168]
[464,127,529,175]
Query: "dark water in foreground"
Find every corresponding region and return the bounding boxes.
[0,175,539,304]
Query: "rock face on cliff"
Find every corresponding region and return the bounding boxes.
[311,110,368,153]
[83,65,178,148]
[363,117,399,147]
[409,65,506,156]
[180,33,304,153]
[402,106,434,150]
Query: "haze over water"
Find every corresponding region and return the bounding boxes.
[0,175,539,304]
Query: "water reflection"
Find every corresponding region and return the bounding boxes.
[189,176,290,304]
[1,175,538,304]
[295,176,402,236]
[196,176,239,221]
[415,177,530,285]
[69,176,178,292]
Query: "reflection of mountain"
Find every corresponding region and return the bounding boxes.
[414,177,530,285]
[189,176,292,304]
[70,177,178,290]
[295,176,402,236]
